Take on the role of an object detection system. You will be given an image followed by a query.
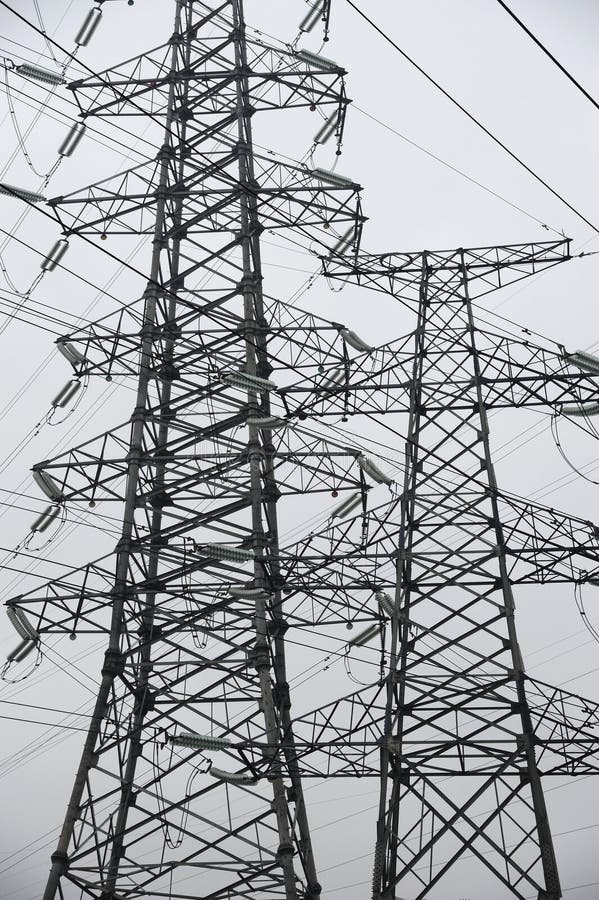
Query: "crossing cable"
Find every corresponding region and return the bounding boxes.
[1,16,592,372]
[495,0,599,115]
[2,50,565,253]
[343,0,599,236]
[351,103,560,235]
[3,0,596,852]
[1,33,589,359]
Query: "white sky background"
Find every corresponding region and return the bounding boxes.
[0,1,598,898]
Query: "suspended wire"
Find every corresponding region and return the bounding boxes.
[574,580,599,647]
[3,65,62,180]
[550,412,599,485]
[352,103,559,235]
[343,0,599,236]
[0,27,586,365]
[495,0,599,115]
[31,0,60,65]
[0,8,596,892]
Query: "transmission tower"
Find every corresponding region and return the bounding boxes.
[3,2,599,900]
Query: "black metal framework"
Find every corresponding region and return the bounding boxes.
[4,3,599,900]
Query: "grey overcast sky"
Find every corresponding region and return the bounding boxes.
[0,2,598,899]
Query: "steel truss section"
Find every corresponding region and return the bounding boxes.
[3,2,599,900]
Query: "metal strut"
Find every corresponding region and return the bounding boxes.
[42,4,188,897]
[372,252,562,900]
[41,2,321,898]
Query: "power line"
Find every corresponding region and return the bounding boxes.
[0,712,89,732]
[352,103,559,235]
[495,0,599,115]
[343,0,599,236]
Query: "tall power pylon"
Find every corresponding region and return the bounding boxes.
[4,2,599,899]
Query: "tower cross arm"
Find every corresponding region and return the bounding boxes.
[321,238,571,302]
[475,330,599,413]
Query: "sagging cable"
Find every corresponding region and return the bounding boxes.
[551,412,599,485]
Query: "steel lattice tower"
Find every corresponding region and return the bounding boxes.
[4,2,599,900]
